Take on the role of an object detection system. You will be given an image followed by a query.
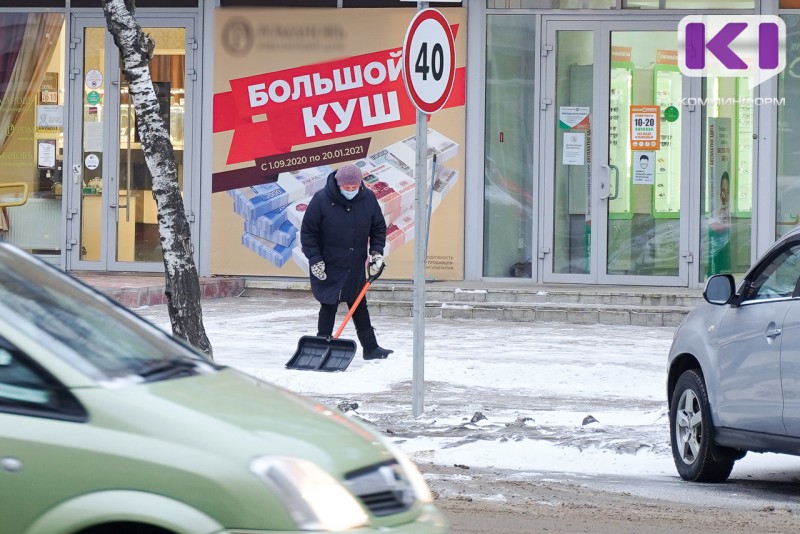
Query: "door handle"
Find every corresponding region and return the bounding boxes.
[608,164,620,201]
[599,164,610,200]
[765,324,782,338]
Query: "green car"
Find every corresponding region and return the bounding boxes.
[0,242,447,534]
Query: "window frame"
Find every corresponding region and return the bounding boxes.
[738,239,800,305]
[0,338,88,423]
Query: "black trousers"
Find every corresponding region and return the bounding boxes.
[317,295,373,337]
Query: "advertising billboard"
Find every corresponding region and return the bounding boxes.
[212,8,467,280]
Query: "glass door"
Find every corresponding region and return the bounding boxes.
[541,23,597,284]
[67,16,196,271]
[600,25,690,285]
[541,19,690,286]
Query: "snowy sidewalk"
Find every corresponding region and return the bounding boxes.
[136,293,800,480]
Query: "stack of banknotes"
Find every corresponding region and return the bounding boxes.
[230,128,459,271]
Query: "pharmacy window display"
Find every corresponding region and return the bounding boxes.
[700,77,754,280]
[606,33,682,278]
[552,30,593,276]
[777,14,800,240]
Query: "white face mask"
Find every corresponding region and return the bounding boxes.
[340,187,358,200]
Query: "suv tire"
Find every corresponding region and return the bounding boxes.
[670,369,739,482]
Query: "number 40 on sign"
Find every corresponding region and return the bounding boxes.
[402,8,456,115]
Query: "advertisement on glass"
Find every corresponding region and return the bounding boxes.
[212,8,467,280]
[707,117,732,274]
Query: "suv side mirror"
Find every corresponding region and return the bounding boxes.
[704,274,736,305]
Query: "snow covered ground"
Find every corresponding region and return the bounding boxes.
[136,291,800,481]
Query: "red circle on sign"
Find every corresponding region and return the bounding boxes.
[402,9,456,114]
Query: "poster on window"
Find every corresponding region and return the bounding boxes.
[39,72,58,104]
[212,8,467,280]
[707,117,732,275]
[562,132,585,165]
[629,105,660,151]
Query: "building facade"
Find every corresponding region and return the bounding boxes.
[0,0,796,289]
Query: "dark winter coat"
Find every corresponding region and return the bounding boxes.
[301,171,386,305]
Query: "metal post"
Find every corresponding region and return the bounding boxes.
[425,154,436,256]
[412,0,429,418]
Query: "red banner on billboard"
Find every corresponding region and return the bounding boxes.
[213,27,465,168]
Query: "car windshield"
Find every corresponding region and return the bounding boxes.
[0,244,216,384]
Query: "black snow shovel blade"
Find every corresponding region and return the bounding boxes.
[286,263,385,372]
[285,336,358,372]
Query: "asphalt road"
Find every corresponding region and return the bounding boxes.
[425,463,800,533]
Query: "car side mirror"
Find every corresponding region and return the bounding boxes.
[704,274,736,305]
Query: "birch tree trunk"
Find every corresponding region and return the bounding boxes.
[102,0,212,358]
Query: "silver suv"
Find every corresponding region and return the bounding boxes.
[668,227,800,482]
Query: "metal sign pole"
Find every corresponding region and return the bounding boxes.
[412,0,429,418]
[412,110,427,418]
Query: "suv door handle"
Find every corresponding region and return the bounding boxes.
[765,324,782,338]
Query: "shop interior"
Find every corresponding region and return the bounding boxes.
[0,14,65,262]
[553,29,753,280]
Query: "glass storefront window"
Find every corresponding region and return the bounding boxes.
[487,1,614,7]
[0,13,65,261]
[483,15,536,277]
[78,25,188,265]
[552,30,593,275]
[118,27,186,263]
[700,77,753,281]
[488,0,753,7]
[623,0,754,8]
[777,15,800,240]
[606,31,681,278]
[80,27,104,262]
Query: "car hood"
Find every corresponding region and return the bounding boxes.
[73,368,393,475]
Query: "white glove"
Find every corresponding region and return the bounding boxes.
[368,253,384,276]
[310,261,327,280]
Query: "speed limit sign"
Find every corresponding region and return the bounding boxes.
[402,9,456,114]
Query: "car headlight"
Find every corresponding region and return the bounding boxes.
[250,456,369,531]
[379,437,434,503]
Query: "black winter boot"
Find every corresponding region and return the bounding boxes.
[357,328,393,360]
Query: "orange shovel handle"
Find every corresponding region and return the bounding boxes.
[332,262,385,339]
[334,281,371,339]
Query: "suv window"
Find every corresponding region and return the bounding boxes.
[0,339,86,421]
[743,243,800,302]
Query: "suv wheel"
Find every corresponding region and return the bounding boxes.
[670,369,739,482]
